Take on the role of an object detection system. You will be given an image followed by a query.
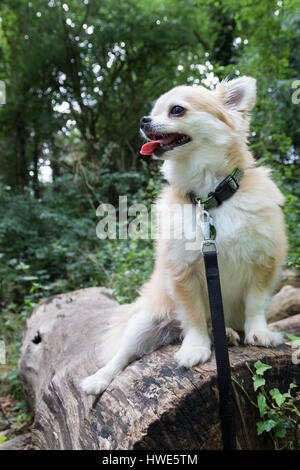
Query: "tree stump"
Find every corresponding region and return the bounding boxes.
[15,287,300,450]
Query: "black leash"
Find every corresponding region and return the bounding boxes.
[202,244,236,450]
[189,170,243,450]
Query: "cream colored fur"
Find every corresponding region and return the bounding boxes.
[80,77,287,395]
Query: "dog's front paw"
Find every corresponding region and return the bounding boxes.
[80,370,110,396]
[174,344,211,368]
[226,328,240,346]
[244,329,283,347]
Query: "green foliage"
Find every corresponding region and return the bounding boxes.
[0,396,33,441]
[233,360,300,450]
[254,360,273,376]
[0,170,158,434]
[284,332,300,348]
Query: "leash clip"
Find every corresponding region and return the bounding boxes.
[201,239,218,254]
[201,210,218,254]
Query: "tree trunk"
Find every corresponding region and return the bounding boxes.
[16,287,299,450]
[32,135,40,199]
[16,113,28,190]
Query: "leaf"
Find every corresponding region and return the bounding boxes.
[257,419,277,435]
[11,400,27,411]
[269,388,286,407]
[252,375,266,391]
[16,262,30,271]
[256,421,265,435]
[257,392,267,417]
[275,426,287,438]
[254,361,272,376]
[290,440,297,450]
[283,332,300,347]
[0,436,7,443]
[22,276,38,281]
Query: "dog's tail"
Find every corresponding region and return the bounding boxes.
[96,294,181,366]
[96,303,136,366]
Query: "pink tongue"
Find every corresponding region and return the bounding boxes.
[140,135,175,155]
[140,140,162,155]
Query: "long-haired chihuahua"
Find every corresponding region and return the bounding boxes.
[80,77,286,395]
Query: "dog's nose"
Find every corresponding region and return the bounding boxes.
[140,116,152,129]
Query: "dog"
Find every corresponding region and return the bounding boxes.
[80,76,287,395]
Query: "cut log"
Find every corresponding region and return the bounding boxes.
[17,287,299,450]
[0,433,32,451]
[270,313,300,336]
[273,269,300,293]
[267,285,300,322]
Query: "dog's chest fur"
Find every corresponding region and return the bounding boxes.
[155,166,285,327]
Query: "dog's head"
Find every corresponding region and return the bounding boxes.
[140,76,256,161]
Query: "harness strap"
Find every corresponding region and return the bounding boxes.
[203,249,237,450]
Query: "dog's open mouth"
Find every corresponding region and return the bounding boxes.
[140,133,191,156]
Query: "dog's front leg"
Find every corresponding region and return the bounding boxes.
[244,286,283,346]
[173,275,211,368]
[174,323,211,368]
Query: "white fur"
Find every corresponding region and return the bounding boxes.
[80,77,286,396]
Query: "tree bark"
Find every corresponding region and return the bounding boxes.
[267,285,300,322]
[0,433,32,451]
[16,112,28,190]
[274,269,300,293]
[270,313,300,336]
[32,134,40,199]
[16,287,300,450]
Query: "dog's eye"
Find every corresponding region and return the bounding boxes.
[169,105,185,117]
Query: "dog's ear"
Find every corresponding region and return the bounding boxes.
[218,76,256,112]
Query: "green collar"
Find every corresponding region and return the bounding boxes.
[189,168,244,210]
